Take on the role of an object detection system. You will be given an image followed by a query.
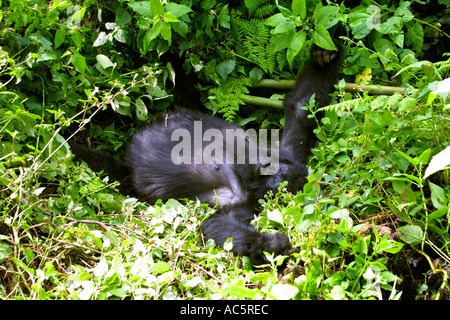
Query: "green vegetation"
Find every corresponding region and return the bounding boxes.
[1,0,449,300]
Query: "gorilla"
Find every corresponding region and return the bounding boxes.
[70,42,343,265]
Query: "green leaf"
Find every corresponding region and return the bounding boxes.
[242,256,253,271]
[376,239,404,254]
[96,54,114,69]
[312,25,336,50]
[54,29,66,49]
[265,13,287,27]
[217,5,230,29]
[271,20,295,35]
[160,22,172,44]
[295,219,313,233]
[0,243,12,260]
[287,30,306,68]
[216,59,235,80]
[109,287,127,298]
[135,97,148,121]
[374,38,396,55]
[163,12,180,23]
[424,146,450,179]
[428,206,450,223]
[69,6,86,26]
[146,20,163,43]
[276,3,292,17]
[11,257,35,275]
[166,3,192,18]
[406,22,424,53]
[71,29,83,48]
[116,8,132,26]
[418,148,431,165]
[150,0,164,16]
[244,0,259,16]
[314,6,340,29]
[397,225,423,246]
[70,53,87,74]
[270,31,294,53]
[292,0,306,19]
[401,173,423,185]
[329,209,353,229]
[224,280,258,298]
[172,21,189,37]
[249,67,263,86]
[267,209,284,225]
[153,261,171,275]
[429,181,448,209]
[354,236,369,254]
[390,33,404,48]
[128,1,153,18]
[348,12,371,39]
[396,149,419,166]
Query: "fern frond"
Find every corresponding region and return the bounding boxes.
[232,16,280,74]
[321,98,367,114]
[435,58,450,77]
[207,77,251,121]
[253,4,277,18]
[398,96,418,115]
[323,93,419,118]
[276,51,287,72]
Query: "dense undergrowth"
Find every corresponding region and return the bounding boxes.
[1,0,450,300]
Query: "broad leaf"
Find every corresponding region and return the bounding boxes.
[216,59,235,80]
[150,0,164,16]
[128,1,153,18]
[312,25,336,50]
[292,0,306,19]
[287,30,306,68]
[429,181,448,209]
[397,225,423,246]
[424,146,450,179]
[96,54,114,69]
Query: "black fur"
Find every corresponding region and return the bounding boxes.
[70,43,343,265]
[281,41,344,171]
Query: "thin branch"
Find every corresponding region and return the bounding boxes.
[65,217,154,243]
[180,256,222,283]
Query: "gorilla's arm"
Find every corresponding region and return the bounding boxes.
[201,206,294,265]
[281,42,343,165]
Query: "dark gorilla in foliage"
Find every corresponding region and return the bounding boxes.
[70,41,343,265]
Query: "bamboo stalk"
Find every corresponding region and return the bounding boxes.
[242,80,415,108]
[254,79,295,90]
[343,83,413,95]
[255,79,412,95]
[241,95,284,109]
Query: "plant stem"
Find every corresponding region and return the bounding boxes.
[415,248,449,300]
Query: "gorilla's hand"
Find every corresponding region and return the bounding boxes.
[201,209,294,266]
[310,39,342,66]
